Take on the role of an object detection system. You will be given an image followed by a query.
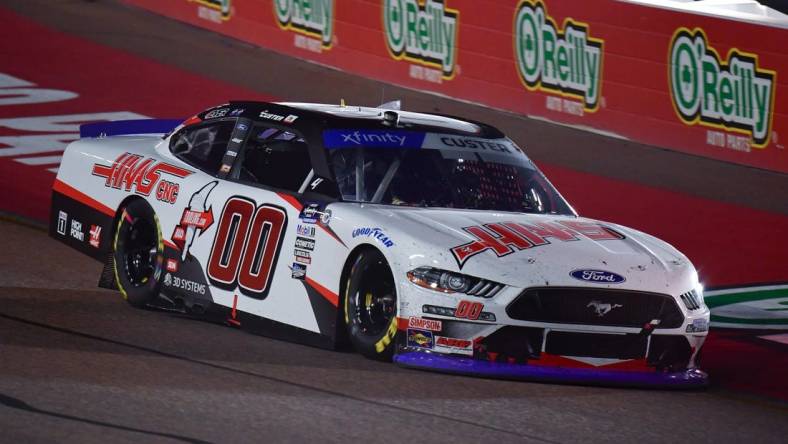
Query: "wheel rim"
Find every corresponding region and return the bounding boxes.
[351,258,396,336]
[122,217,157,287]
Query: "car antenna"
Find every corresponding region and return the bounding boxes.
[378,100,401,110]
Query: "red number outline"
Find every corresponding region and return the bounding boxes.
[455,300,483,320]
[207,196,288,299]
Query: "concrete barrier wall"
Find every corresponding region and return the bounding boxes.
[123,0,788,173]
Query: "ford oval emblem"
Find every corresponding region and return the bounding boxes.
[570,269,626,284]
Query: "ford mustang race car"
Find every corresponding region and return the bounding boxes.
[50,101,710,387]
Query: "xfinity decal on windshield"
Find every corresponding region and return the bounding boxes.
[323,130,425,149]
[323,130,526,159]
[451,220,624,268]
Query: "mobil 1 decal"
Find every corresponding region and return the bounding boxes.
[207,196,288,300]
[275,0,334,51]
[669,27,776,149]
[514,1,603,113]
[383,0,459,82]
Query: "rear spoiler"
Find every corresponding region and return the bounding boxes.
[79,119,183,138]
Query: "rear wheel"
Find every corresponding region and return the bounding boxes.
[344,249,398,361]
[113,200,163,308]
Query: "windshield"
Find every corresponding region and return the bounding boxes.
[325,130,573,215]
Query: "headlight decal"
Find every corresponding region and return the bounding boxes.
[407,266,504,298]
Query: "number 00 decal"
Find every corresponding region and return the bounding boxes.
[207,196,287,299]
[455,300,483,320]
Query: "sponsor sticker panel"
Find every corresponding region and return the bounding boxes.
[408,316,442,332]
[407,328,434,349]
[434,336,473,356]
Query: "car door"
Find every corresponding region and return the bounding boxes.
[192,120,329,333]
[158,116,240,308]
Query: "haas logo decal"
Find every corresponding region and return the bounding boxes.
[92,152,192,203]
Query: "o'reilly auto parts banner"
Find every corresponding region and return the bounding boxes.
[122,0,786,173]
[668,27,776,150]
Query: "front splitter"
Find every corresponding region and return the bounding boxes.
[394,351,709,388]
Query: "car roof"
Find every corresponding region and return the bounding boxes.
[197,101,506,139]
[280,102,483,134]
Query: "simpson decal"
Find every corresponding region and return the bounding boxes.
[408,317,442,332]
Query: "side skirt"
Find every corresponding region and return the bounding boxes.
[152,289,336,350]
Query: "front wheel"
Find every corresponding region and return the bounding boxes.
[344,249,398,361]
[113,200,163,308]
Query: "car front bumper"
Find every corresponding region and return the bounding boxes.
[394,351,709,388]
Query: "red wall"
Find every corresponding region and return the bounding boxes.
[124,0,788,173]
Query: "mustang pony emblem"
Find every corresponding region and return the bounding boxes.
[587,300,623,317]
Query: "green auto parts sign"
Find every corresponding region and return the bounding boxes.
[383,0,459,80]
[706,284,788,330]
[275,0,334,49]
[192,0,231,21]
[669,28,776,148]
[130,0,788,173]
[514,0,603,112]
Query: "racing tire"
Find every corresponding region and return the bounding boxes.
[113,200,164,308]
[344,249,398,361]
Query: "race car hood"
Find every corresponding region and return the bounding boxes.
[337,205,697,294]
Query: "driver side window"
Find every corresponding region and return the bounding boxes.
[170,120,235,175]
[234,125,312,193]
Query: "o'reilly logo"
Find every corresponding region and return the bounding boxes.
[669,28,776,147]
[514,1,602,111]
[274,0,334,48]
[383,0,459,79]
[193,0,231,20]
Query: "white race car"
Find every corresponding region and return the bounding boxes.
[50,101,710,386]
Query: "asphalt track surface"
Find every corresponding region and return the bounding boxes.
[2,219,787,444]
[1,1,787,442]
